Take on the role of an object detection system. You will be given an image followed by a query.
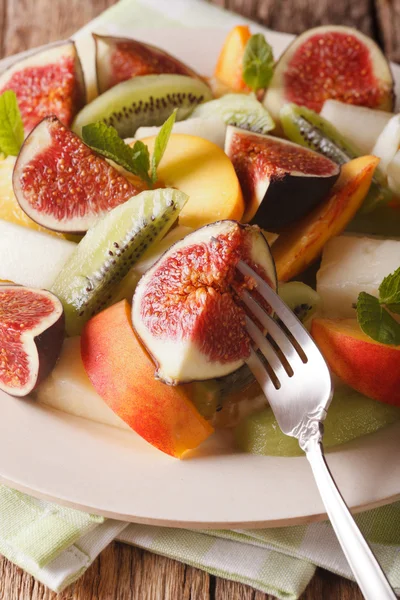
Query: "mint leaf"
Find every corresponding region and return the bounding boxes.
[379,266,400,313]
[151,109,177,183]
[130,140,151,184]
[82,122,152,186]
[242,34,274,92]
[0,90,24,156]
[356,292,400,345]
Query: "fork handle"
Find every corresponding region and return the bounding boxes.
[306,439,396,600]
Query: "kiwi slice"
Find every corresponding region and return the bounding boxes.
[72,74,213,137]
[190,93,275,134]
[278,281,321,325]
[235,383,400,457]
[51,188,188,336]
[280,103,392,213]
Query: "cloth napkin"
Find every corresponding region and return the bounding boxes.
[1,1,400,597]
[1,485,400,597]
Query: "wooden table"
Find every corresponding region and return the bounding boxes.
[0,1,397,598]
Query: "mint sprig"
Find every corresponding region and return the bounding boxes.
[151,109,176,182]
[379,266,400,314]
[356,267,400,345]
[0,90,24,156]
[82,110,177,187]
[242,34,274,93]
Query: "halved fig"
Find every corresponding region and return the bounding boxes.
[13,116,143,233]
[224,126,340,232]
[132,220,277,385]
[0,41,86,134]
[264,26,394,124]
[0,285,64,397]
[94,34,201,94]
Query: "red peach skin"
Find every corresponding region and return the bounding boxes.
[311,318,400,407]
[81,300,213,458]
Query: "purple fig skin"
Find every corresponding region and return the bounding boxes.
[93,34,203,94]
[225,126,341,233]
[33,310,65,394]
[0,40,86,133]
[0,286,65,397]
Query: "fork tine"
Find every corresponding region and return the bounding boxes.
[241,290,304,370]
[246,347,280,399]
[237,260,312,348]
[245,316,286,384]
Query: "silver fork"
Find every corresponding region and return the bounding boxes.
[237,260,396,600]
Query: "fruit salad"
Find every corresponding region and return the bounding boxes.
[0,24,400,459]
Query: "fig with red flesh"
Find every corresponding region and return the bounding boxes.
[224,126,340,232]
[94,34,201,94]
[0,285,64,397]
[264,25,394,124]
[132,220,277,385]
[13,116,143,233]
[0,41,86,135]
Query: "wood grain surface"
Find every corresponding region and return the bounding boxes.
[0,0,395,599]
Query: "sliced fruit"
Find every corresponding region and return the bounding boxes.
[0,155,79,241]
[37,334,256,430]
[312,318,400,407]
[214,25,252,92]
[272,156,378,281]
[387,150,400,196]
[320,100,393,154]
[0,285,64,396]
[317,234,400,318]
[94,34,200,94]
[36,336,130,429]
[280,103,392,213]
[190,93,275,135]
[0,220,76,289]
[111,225,193,304]
[13,116,143,233]
[278,281,321,324]
[72,74,213,138]
[51,188,188,336]
[0,41,86,134]
[371,114,400,174]
[264,25,394,123]
[235,382,400,456]
[81,300,213,458]
[140,133,244,228]
[132,221,277,385]
[225,126,340,231]
[135,117,227,149]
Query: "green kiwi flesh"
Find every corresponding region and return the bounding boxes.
[190,93,275,134]
[280,103,392,213]
[72,74,213,137]
[278,281,321,324]
[51,188,188,336]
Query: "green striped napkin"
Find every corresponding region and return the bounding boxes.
[1,1,399,597]
[0,484,399,596]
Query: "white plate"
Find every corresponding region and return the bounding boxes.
[0,25,399,529]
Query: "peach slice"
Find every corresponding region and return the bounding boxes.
[312,318,400,407]
[214,25,252,92]
[141,134,244,229]
[81,300,213,458]
[271,155,379,281]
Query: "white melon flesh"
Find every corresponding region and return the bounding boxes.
[132,221,276,384]
[320,100,393,154]
[36,337,129,430]
[387,150,400,194]
[135,117,227,149]
[371,114,400,175]
[0,220,76,288]
[317,234,400,317]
